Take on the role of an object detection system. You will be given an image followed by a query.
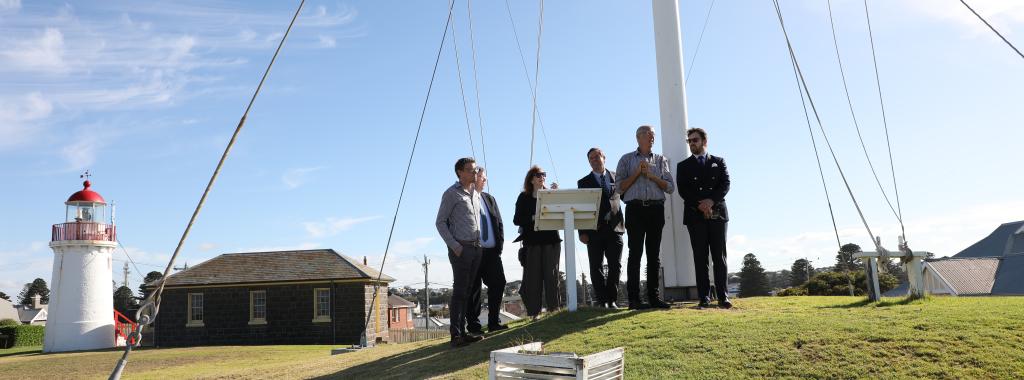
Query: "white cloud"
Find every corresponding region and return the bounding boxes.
[281,166,325,189]
[303,216,381,238]
[897,0,1024,36]
[0,92,52,150]
[0,0,20,12]
[0,27,66,72]
[318,35,336,48]
[198,242,218,252]
[391,237,435,255]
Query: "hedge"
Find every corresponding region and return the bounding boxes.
[0,325,45,348]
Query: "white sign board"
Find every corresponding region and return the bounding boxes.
[533,188,602,311]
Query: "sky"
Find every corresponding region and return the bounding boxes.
[2,0,1023,299]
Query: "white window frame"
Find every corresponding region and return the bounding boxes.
[186,293,204,327]
[249,290,267,325]
[312,288,331,323]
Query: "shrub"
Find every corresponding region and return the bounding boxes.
[0,325,45,348]
[777,287,807,296]
[0,318,19,326]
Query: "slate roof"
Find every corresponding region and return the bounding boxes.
[954,220,1024,258]
[926,258,1000,295]
[388,295,416,308]
[156,249,395,287]
[993,254,1024,295]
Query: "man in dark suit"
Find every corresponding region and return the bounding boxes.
[578,147,626,309]
[675,128,732,309]
[466,167,508,333]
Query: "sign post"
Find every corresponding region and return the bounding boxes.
[535,189,602,311]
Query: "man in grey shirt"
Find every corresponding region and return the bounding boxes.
[435,157,485,347]
[615,125,675,310]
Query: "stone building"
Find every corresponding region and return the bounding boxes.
[149,249,393,346]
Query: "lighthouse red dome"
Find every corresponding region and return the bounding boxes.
[67,180,106,204]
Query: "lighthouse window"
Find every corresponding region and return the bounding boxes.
[250,291,267,324]
[187,293,204,326]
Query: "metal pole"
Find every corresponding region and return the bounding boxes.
[564,211,577,311]
[423,255,430,330]
[652,0,695,298]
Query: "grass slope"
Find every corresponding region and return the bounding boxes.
[1,296,1022,379]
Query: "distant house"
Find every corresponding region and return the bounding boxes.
[501,295,526,317]
[888,220,1024,297]
[387,295,415,330]
[148,249,394,347]
[478,306,522,326]
[1,295,47,325]
[412,316,449,330]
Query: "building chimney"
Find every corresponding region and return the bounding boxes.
[32,294,42,309]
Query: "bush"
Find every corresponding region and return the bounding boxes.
[0,318,19,326]
[777,287,807,296]
[0,325,45,348]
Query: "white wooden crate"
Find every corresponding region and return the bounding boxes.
[488,342,624,380]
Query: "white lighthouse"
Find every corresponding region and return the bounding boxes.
[44,177,118,352]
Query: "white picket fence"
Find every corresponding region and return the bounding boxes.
[388,328,448,344]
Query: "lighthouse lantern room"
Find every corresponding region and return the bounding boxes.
[45,176,118,352]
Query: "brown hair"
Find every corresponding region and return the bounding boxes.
[687,127,708,142]
[586,147,604,158]
[522,165,544,194]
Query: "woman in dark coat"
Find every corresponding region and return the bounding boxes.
[513,165,562,320]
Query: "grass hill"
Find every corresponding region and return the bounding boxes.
[1,296,1022,379]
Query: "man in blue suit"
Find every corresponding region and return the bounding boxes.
[675,128,732,309]
[577,147,625,309]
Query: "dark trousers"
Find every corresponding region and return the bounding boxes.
[687,220,729,302]
[467,247,506,330]
[522,243,560,316]
[625,203,665,303]
[448,243,482,338]
[586,226,623,304]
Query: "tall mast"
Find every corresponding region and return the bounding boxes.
[652,0,696,298]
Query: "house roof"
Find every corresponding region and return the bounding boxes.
[155,249,395,287]
[992,254,1024,295]
[954,220,1024,258]
[388,295,415,308]
[926,258,1000,295]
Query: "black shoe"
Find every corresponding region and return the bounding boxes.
[697,301,711,309]
[719,299,733,309]
[649,299,671,309]
[464,333,483,343]
[467,327,484,335]
[450,337,470,348]
[628,302,650,310]
[488,324,508,332]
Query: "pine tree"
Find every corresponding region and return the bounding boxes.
[739,253,770,297]
[790,258,815,287]
[18,278,50,306]
[0,291,10,302]
[834,243,863,272]
[138,271,164,299]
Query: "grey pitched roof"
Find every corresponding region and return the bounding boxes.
[157,249,395,287]
[926,258,1000,295]
[954,220,1024,258]
[388,295,415,308]
[992,254,1024,295]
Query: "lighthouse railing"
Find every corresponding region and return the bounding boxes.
[51,222,117,242]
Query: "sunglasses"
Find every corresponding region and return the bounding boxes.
[686,138,702,143]
[533,172,547,178]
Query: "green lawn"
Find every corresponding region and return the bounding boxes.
[1,296,1022,379]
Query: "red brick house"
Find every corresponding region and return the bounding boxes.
[386,295,415,330]
[148,249,394,346]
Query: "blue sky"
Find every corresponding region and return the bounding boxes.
[2,0,1023,297]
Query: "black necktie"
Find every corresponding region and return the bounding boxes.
[698,156,705,166]
[599,173,608,193]
[480,208,489,241]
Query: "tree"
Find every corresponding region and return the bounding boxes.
[739,253,770,297]
[802,271,899,296]
[0,291,10,302]
[138,271,164,299]
[834,243,863,272]
[790,258,815,287]
[18,278,49,306]
[114,285,137,318]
